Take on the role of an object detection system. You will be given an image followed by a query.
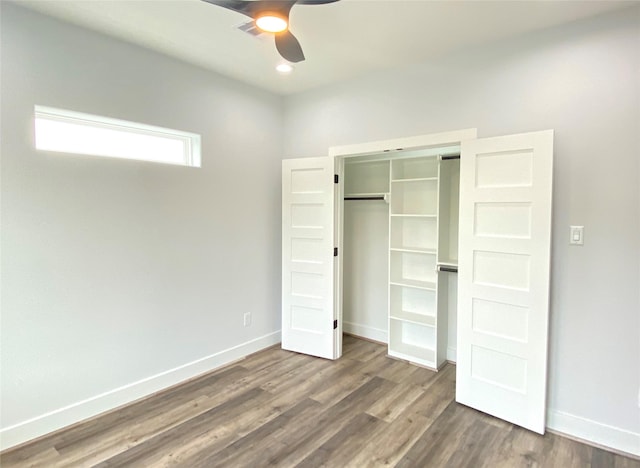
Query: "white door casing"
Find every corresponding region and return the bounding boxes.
[282,157,337,359]
[456,130,554,434]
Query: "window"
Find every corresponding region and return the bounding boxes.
[34,106,201,167]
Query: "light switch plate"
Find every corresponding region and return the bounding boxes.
[570,225,584,245]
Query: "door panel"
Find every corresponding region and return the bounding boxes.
[457,130,553,434]
[282,157,337,359]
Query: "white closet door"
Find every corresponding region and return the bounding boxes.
[282,157,337,359]
[456,130,553,434]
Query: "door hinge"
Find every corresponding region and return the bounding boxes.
[334,174,339,184]
[333,319,338,329]
[334,247,338,257]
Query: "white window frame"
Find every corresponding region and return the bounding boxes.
[34,105,201,167]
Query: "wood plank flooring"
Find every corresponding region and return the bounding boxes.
[2,335,638,467]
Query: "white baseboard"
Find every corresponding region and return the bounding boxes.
[343,321,388,344]
[0,331,281,452]
[447,346,457,363]
[547,409,640,457]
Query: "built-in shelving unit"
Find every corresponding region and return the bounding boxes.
[388,156,439,368]
[387,154,457,369]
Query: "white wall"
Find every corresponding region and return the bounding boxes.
[284,6,640,454]
[1,4,283,449]
[343,200,389,342]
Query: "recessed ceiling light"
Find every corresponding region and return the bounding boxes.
[276,63,294,74]
[255,14,288,33]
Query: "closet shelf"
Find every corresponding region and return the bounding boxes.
[390,214,437,218]
[390,311,436,327]
[391,177,438,183]
[390,247,437,255]
[389,279,437,291]
[388,343,436,368]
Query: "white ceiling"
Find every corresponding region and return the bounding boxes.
[17,0,632,95]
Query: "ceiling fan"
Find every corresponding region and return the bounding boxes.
[202,0,340,63]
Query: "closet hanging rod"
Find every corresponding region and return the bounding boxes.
[441,154,461,160]
[344,196,386,201]
[437,265,458,273]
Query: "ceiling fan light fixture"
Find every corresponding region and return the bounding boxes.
[255,14,288,33]
[276,63,294,74]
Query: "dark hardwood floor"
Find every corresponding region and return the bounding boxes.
[2,335,638,467]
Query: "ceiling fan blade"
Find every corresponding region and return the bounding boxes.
[295,0,340,4]
[275,30,305,63]
[201,0,254,17]
[203,1,297,21]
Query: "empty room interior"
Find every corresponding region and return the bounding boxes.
[1,0,639,466]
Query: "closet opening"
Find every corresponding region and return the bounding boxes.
[336,145,460,370]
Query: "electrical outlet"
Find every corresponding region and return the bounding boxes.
[243,312,251,327]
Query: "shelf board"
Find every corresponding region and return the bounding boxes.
[390,214,437,218]
[391,177,438,183]
[390,247,437,255]
[388,346,436,368]
[389,279,437,291]
[344,158,391,166]
[390,311,436,327]
[437,260,458,269]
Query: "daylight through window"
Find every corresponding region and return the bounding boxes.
[34,106,201,167]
